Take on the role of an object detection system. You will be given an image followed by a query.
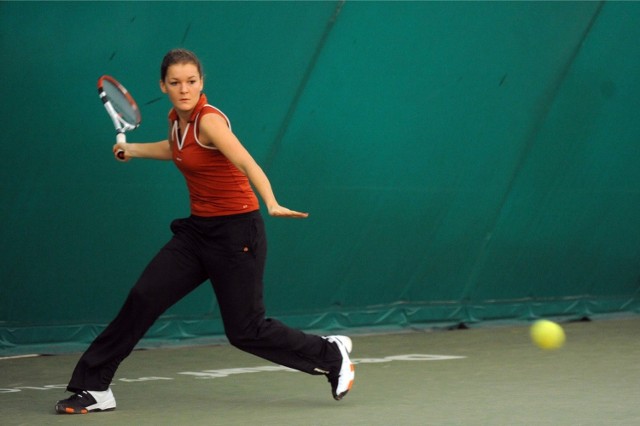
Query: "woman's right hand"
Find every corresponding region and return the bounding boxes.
[113,143,129,162]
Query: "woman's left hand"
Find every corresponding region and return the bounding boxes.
[268,204,309,218]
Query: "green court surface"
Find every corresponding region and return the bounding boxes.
[1,317,638,425]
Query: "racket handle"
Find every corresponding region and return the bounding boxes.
[116,132,126,160]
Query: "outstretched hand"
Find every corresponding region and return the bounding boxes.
[268,204,309,219]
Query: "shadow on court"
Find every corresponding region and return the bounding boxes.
[1,316,639,425]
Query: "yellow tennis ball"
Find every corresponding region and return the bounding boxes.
[530,320,565,350]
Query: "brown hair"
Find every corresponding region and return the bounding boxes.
[160,49,203,82]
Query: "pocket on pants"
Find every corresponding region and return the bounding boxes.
[231,216,267,263]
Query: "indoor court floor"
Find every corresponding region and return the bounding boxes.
[1,316,639,425]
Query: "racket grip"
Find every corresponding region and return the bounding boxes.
[116,132,126,160]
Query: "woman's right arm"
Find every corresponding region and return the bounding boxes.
[112,140,172,161]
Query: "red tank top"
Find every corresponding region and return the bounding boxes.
[169,94,259,217]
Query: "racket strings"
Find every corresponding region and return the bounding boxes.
[103,82,139,126]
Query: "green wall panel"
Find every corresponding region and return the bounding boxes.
[1,1,639,355]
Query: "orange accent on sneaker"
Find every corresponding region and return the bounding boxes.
[348,364,355,390]
[64,407,88,414]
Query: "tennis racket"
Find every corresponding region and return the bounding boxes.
[97,75,141,160]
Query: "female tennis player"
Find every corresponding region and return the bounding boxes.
[55,49,354,414]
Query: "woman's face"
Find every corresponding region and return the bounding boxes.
[160,62,204,114]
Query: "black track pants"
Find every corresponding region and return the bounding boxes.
[67,211,340,392]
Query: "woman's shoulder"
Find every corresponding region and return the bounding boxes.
[200,104,231,129]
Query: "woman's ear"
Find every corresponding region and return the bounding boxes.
[159,80,167,93]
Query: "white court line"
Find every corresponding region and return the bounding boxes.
[0,354,40,361]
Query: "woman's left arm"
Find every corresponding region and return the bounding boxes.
[199,114,308,218]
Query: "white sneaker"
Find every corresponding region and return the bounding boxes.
[55,388,116,414]
[325,335,355,401]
